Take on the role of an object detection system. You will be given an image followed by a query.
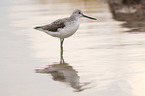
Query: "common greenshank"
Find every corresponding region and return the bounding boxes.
[34,9,97,62]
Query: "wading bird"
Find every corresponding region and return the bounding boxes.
[34,9,97,62]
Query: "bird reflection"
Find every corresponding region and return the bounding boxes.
[35,50,91,92]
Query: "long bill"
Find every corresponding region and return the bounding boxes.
[82,14,97,20]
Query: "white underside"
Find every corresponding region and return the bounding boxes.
[37,20,80,39]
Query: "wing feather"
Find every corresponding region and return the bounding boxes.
[35,19,66,32]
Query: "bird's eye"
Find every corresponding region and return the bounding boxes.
[78,12,81,14]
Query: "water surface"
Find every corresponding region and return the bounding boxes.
[1,0,145,96]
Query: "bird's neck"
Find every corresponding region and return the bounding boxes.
[69,14,79,21]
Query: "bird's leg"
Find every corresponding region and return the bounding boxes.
[60,38,65,63]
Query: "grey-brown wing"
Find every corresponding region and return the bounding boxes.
[42,19,66,32]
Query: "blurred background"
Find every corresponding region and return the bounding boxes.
[1,0,145,96]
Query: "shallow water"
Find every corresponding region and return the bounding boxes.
[1,0,145,96]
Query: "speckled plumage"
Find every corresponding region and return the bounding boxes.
[34,17,77,32]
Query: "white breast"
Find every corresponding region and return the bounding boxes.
[59,20,80,38]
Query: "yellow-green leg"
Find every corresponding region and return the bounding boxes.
[60,38,65,63]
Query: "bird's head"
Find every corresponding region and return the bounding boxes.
[71,9,97,20]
